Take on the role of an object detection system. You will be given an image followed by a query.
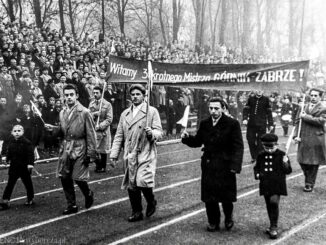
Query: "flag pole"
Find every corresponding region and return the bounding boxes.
[297,94,306,140]
[96,82,107,127]
[146,60,153,127]
[30,100,45,125]
[287,93,306,154]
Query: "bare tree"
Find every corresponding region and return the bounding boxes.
[33,0,42,28]
[67,0,76,38]
[219,0,227,45]
[172,0,183,42]
[0,0,17,22]
[115,0,129,36]
[241,0,252,55]
[208,0,221,52]
[158,0,167,45]
[255,0,263,54]
[131,0,159,46]
[192,0,207,47]
[58,0,65,34]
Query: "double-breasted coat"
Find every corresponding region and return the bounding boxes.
[56,102,97,181]
[89,98,113,154]
[254,149,292,196]
[182,114,244,203]
[110,103,163,190]
[294,101,326,165]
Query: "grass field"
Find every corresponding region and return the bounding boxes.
[0,126,326,245]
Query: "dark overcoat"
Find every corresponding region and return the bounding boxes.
[182,114,244,203]
[6,136,34,175]
[294,101,326,165]
[254,149,292,196]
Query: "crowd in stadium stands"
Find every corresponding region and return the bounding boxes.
[0,20,325,159]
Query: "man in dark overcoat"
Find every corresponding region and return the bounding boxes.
[243,90,274,163]
[181,97,244,232]
[294,88,326,192]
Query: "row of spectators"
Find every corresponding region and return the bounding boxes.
[0,20,325,159]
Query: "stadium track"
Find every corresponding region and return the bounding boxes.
[1,127,325,244]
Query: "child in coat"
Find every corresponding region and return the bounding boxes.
[0,124,35,210]
[254,133,292,239]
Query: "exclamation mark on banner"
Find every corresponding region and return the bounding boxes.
[299,69,304,81]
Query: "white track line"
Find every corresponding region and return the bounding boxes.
[107,163,308,245]
[0,177,201,239]
[268,212,326,245]
[0,155,299,240]
[8,159,201,202]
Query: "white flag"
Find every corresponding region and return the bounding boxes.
[147,60,153,90]
[30,100,42,117]
[177,105,190,128]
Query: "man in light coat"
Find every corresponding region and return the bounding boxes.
[110,84,163,222]
[89,86,113,173]
[294,88,326,192]
[45,84,97,215]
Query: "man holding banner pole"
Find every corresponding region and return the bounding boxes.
[293,88,326,192]
[110,83,163,222]
[181,97,243,232]
[89,85,113,173]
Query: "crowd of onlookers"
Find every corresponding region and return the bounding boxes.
[0,20,325,158]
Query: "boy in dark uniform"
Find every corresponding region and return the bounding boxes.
[0,124,35,210]
[254,133,292,239]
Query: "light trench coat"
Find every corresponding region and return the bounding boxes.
[110,103,163,190]
[56,102,97,181]
[89,98,113,153]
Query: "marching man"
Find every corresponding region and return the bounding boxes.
[89,85,113,173]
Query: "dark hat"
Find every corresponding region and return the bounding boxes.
[261,133,278,146]
[129,84,146,95]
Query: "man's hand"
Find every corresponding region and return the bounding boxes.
[145,127,153,140]
[283,155,289,162]
[242,120,248,125]
[300,111,307,118]
[294,137,301,143]
[1,156,6,165]
[92,111,100,117]
[44,123,55,131]
[95,125,100,131]
[27,165,34,170]
[181,130,189,138]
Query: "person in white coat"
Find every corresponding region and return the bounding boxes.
[110,84,163,222]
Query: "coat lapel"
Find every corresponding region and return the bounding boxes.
[129,103,146,128]
[310,102,322,115]
[64,103,81,133]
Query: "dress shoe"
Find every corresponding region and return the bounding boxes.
[128,212,143,222]
[0,200,10,210]
[62,205,78,215]
[146,200,157,217]
[268,227,278,239]
[225,219,234,231]
[85,191,94,209]
[303,185,313,192]
[24,199,35,206]
[206,223,219,232]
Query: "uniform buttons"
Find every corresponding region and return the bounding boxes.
[269,156,272,159]
[265,162,268,165]
[265,156,268,159]
[269,168,273,171]
[264,168,268,171]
